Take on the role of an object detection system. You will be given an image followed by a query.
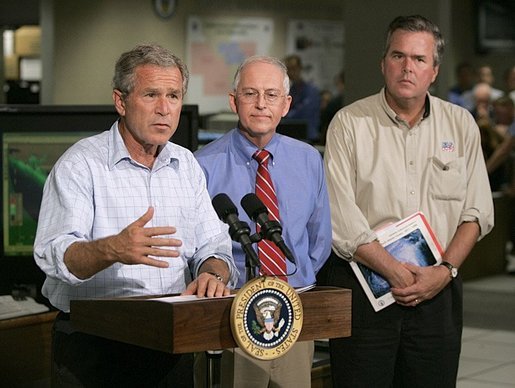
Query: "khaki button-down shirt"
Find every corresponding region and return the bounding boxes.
[325,88,494,259]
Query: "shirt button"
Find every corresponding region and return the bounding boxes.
[409,161,414,166]
[410,191,415,195]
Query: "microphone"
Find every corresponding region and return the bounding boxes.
[211,193,260,269]
[240,193,296,265]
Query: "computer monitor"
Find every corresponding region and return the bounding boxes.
[3,130,95,256]
[0,104,199,151]
[276,118,309,141]
[0,104,199,295]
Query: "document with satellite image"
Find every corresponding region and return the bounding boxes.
[350,212,443,312]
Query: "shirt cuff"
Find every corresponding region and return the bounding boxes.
[333,229,378,261]
[195,255,239,288]
[53,237,95,285]
[460,210,493,241]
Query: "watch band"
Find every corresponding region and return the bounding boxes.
[206,271,224,283]
[440,261,458,279]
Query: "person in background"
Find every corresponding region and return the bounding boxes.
[284,54,321,142]
[33,43,238,387]
[485,96,515,189]
[505,168,515,275]
[503,65,515,105]
[447,61,476,111]
[319,15,494,387]
[477,117,507,192]
[492,96,515,137]
[492,96,515,274]
[320,69,346,144]
[320,89,333,115]
[470,82,495,122]
[478,64,504,101]
[195,55,332,388]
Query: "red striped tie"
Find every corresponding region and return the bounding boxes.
[253,149,287,281]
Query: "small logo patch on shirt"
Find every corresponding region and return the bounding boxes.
[441,141,455,152]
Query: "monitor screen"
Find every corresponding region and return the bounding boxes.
[476,0,515,52]
[0,104,199,259]
[3,131,96,256]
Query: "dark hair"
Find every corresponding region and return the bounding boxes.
[112,43,189,97]
[284,54,302,68]
[456,62,474,74]
[383,15,445,67]
[504,65,515,82]
[493,95,514,108]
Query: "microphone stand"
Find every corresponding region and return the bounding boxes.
[246,232,262,282]
[205,231,261,388]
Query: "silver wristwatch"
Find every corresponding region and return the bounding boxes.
[440,261,458,279]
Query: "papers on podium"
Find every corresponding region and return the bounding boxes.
[0,295,49,320]
[350,212,443,312]
[147,283,315,304]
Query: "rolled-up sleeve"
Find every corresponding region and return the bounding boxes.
[324,111,377,260]
[459,112,494,240]
[33,153,96,286]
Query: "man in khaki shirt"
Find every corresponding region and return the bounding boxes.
[319,15,494,388]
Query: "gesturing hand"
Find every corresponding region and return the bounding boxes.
[108,207,182,268]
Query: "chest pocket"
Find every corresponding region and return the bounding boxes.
[429,156,466,201]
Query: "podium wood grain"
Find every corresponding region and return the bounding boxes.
[71,286,351,354]
[0,311,57,385]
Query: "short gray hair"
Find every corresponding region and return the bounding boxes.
[383,15,445,67]
[112,43,190,96]
[232,55,290,94]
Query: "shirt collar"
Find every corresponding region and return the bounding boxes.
[380,87,432,125]
[231,128,280,164]
[108,121,130,169]
[108,121,178,170]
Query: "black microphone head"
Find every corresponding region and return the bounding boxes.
[241,193,268,221]
[212,193,239,221]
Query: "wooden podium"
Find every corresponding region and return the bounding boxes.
[70,286,351,354]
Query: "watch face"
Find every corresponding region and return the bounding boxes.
[441,262,458,278]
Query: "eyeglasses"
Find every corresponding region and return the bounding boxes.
[236,89,285,105]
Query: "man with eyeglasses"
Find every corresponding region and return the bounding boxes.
[195,55,332,387]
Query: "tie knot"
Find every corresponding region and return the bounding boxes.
[253,149,270,165]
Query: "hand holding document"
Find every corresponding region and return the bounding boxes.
[350,212,443,312]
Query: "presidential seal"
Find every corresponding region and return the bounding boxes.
[230,276,303,360]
